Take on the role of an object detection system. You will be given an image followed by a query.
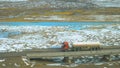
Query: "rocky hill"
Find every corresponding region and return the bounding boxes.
[0,0,120,22]
[0,0,120,8]
[0,0,98,9]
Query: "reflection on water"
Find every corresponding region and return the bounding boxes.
[0,31,21,38]
[0,22,118,26]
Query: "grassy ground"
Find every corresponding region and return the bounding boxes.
[0,8,120,22]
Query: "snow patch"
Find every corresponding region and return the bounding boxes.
[2,64,6,66]
[14,63,20,67]
[47,63,62,66]
[94,63,104,65]
[24,16,65,21]
[0,59,5,62]
[47,63,78,67]
[22,56,30,66]
[30,62,36,67]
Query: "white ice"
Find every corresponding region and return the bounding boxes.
[0,24,119,52]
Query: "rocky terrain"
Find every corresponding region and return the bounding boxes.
[0,56,120,68]
[0,0,120,21]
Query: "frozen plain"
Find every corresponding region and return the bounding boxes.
[0,23,120,52]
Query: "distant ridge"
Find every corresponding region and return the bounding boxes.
[0,0,28,2]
